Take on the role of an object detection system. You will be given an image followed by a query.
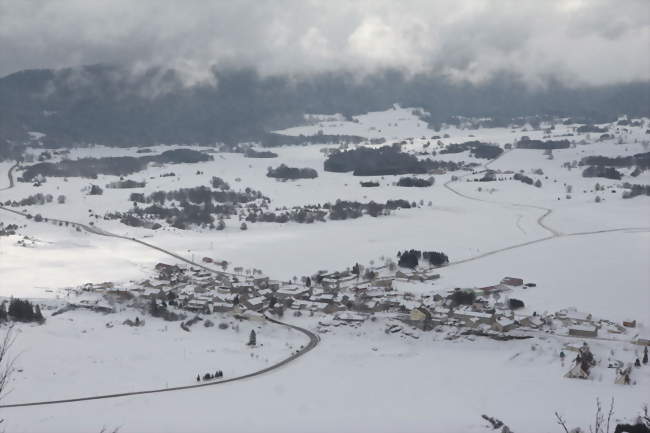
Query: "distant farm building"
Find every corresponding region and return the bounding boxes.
[501,277,524,287]
[568,325,598,338]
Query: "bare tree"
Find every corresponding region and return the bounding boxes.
[0,325,17,426]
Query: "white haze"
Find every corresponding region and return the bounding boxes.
[0,0,648,86]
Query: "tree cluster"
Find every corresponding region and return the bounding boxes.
[267,164,318,179]
[396,177,434,187]
[324,145,460,176]
[516,137,570,150]
[397,249,449,268]
[6,298,45,323]
[582,166,623,180]
[18,149,213,182]
[440,141,503,159]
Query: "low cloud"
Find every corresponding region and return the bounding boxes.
[0,0,648,86]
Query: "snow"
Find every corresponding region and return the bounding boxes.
[1,107,649,432]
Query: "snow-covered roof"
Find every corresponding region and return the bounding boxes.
[569,324,597,332]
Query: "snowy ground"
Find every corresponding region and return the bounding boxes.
[5,309,306,404]
[1,106,649,432]
[3,316,649,433]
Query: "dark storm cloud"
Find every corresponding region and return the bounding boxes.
[0,0,648,85]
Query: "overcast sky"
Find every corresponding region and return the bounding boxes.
[1,0,648,86]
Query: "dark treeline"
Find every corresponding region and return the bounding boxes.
[397,249,450,269]
[580,151,650,170]
[111,181,268,229]
[622,183,650,198]
[513,172,535,185]
[576,124,608,133]
[267,164,318,179]
[18,148,212,181]
[261,132,366,147]
[324,145,461,176]
[246,199,412,224]
[396,177,434,187]
[4,192,55,207]
[2,65,647,158]
[516,136,571,150]
[244,149,278,158]
[106,179,146,189]
[582,166,623,180]
[440,141,503,159]
[2,298,45,323]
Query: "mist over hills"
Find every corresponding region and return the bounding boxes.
[1,64,648,159]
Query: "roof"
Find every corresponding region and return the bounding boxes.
[569,324,597,332]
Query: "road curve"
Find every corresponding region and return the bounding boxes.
[0,315,319,409]
[442,151,561,237]
[0,162,321,409]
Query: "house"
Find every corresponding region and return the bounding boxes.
[492,317,518,333]
[242,296,265,311]
[275,286,310,299]
[410,307,431,322]
[556,310,593,324]
[635,335,650,346]
[564,364,589,379]
[568,325,598,338]
[475,284,511,296]
[334,312,367,322]
[453,309,493,326]
[622,319,636,328]
[231,282,255,295]
[186,299,209,313]
[501,277,524,287]
[519,315,544,329]
[211,301,232,313]
[614,366,632,385]
[371,279,393,290]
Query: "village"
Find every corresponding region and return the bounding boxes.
[61,254,650,389]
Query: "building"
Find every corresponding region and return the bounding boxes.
[635,336,650,346]
[556,310,593,324]
[334,312,367,323]
[500,277,524,287]
[564,364,589,379]
[453,309,493,326]
[371,279,393,290]
[568,325,598,338]
[622,319,636,328]
[242,296,265,311]
[492,317,518,333]
[275,286,310,299]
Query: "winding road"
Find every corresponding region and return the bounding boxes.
[0,316,319,409]
[0,162,321,409]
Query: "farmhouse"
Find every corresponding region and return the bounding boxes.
[371,279,393,290]
[334,312,367,323]
[564,364,589,379]
[492,317,518,332]
[635,335,650,346]
[453,309,493,326]
[275,286,310,299]
[622,319,636,328]
[242,296,265,311]
[500,277,524,287]
[568,325,598,338]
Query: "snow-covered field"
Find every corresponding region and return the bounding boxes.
[1,106,649,432]
[5,317,649,433]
